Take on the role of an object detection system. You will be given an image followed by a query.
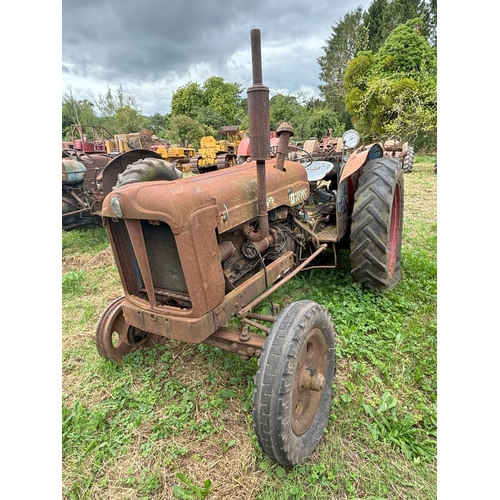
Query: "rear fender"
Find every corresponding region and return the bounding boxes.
[336,143,384,239]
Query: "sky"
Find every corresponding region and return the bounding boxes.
[62,0,373,117]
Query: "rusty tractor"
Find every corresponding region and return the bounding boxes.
[95,29,405,466]
[62,147,176,231]
[383,136,415,173]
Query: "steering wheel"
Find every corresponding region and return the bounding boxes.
[61,148,96,164]
[62,148,80,160]
[287,145,314,167]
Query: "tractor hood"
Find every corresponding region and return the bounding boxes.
[101,159,309,235]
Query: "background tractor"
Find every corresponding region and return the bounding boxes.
[383,136,415,173]
[95,29,405,467]
[62,125,185,231]
[189,126,244,173]
[62,147,177,231]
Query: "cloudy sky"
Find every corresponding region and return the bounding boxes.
[62,0,373,117]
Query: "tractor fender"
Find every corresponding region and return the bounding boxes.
[336,143,384,240]
[338,143,384,185]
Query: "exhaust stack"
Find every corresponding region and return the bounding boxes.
[246,28,270,242]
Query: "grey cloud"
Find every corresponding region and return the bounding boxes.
[62,0,371,115]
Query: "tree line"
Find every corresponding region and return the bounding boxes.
[62,0,437,152]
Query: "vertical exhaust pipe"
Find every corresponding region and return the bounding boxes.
[245,29,271,242]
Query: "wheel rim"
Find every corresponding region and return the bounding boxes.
[387,184,402,279]
[96,298,148,364]
[291,328,328,436]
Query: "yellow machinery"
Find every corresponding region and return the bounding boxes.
[189,126,243,174]
[154,145,196,172]
[107,133,143,154]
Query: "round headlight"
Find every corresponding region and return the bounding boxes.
[110,196,122,217]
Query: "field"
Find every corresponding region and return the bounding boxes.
[62,156,437,499]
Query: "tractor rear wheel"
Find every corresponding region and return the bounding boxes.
[252,300,336,466]
[350,157,404,292]
[402,146,414,173]
[96,297,160,364]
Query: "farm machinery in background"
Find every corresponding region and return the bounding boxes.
[62,125,181,231]
[382,136,415,173]
[237,130,279,164]
[150,143,196,173]
[95,29,405,467]
[189,126,246,173]
[65,124,144,157]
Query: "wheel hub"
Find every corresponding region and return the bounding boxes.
[291,328,328,436]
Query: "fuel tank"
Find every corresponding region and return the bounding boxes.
[62,159,86,185]
[101,158,309,235]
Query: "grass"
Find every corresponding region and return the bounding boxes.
[62,157,437,499]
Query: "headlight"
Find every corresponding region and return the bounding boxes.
[110,196,122,217]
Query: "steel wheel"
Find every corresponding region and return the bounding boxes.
[96,296,151,365]
[252,300,336,466]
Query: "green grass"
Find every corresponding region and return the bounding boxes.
[62,158,437,499]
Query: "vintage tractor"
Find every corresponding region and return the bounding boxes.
[62,148,172,231]
[237,131,278,164]
[383,136,415,173]
[62,148,112,231]
[95,29,404,466]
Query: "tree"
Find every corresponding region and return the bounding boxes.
[146,112,168,136]
[344,18,436,149]
[114,105,146,134]
[171,82,205,117]
[201,76,244,126]
[171,77,244,131]
[96,85,142,133]
[192,105,226,134]
[422,0,437,47]
[62,88,98,139]
[304,108,343,141]
[269,94,303,131]
[363,0,436,52]
[373,17,436,77]
[317,7,368,129]
[166,114,206,149]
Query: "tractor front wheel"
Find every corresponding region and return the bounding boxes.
[350,157,404,292]
[252,300,336,466]
[96,297,159,364]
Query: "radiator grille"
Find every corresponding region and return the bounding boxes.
[108,218,190,308]
[141,220,188,294]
